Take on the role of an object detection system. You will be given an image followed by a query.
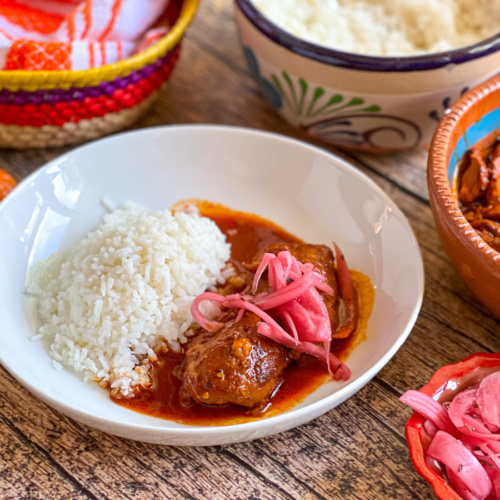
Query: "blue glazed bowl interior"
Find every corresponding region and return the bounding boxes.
[447,106,500,185]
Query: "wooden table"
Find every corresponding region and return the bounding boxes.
[1,1,499,499]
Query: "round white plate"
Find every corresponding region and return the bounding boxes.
[0,125,424,446]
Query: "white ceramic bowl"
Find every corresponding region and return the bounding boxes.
[234,0,500,153]
[0,125,424,446]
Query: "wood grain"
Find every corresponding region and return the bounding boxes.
[0,0,498,498]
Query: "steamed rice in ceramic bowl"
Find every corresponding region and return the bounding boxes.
[234,0,500,152]
[252,0,500,57]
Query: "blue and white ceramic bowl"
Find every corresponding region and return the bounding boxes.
[234,0,500,153]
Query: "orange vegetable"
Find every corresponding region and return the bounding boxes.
[0,169,16,201]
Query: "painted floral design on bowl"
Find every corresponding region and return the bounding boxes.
[429,87,469,122]
[244,46,421,153]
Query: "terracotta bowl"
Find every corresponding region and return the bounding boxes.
[234,0,500,153]
[405,353,500,499]
[428,75,500,318]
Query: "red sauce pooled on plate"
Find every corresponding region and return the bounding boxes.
[112,201,374,426]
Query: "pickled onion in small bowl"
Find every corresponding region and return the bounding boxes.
[401,353,500,500]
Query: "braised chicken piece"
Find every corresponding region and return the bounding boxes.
[458,141,500,252]
[458,148,489,206]
[181,312,293,408]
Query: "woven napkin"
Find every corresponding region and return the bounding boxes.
[0,0,171,70]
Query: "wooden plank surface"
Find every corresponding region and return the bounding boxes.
[0,0,499,499]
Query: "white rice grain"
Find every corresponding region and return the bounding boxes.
[253,0,500,57]
[30,202,231,397]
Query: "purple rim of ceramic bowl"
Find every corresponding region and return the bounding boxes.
[236,0,500,73]
[0,49,177,106]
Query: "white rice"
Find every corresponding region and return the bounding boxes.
[28,202,231,397]
[253,0,500,57]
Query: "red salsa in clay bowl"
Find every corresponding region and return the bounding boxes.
[401,353,500,500]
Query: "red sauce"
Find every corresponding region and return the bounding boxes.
[113,201,374,426]
[116,349,330,426]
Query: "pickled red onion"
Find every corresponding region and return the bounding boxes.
[478,372,500,428]
[428,431,493,500]
[399,390,456,436]
[333,242,355,301]
[254,271,319,310]
[448,388,479,430]
[401,370,500,499]
[486,467,500,499]
[190,249,351,381]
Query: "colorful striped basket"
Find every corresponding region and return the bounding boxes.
[0,0,199,149]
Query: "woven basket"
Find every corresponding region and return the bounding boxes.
[0,0,199,149]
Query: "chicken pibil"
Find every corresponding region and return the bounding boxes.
[181,242,358,412]
[458,141,500,252]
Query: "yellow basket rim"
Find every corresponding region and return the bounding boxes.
[0,0,199,92]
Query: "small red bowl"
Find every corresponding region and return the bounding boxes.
[405,353,500,499]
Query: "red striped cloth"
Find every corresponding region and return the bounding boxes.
[0,0,171,70]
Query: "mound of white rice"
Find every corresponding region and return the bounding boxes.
[253,0,500,57]
[28,202,230,397]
